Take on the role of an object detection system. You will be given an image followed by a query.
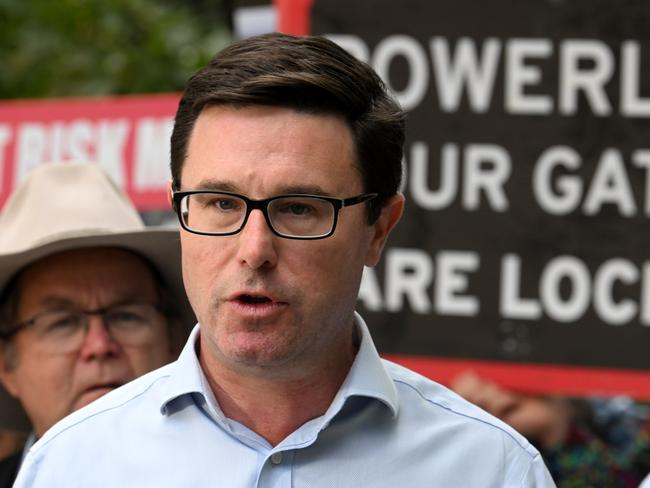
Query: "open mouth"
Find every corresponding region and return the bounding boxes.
[238,294,273,304]
[230,293,287,316]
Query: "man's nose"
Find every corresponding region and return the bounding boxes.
[78,316,121,360]
[236,209,279,269]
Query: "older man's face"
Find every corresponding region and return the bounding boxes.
[0,248,175,437]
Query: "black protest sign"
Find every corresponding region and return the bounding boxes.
[305,0,650,396]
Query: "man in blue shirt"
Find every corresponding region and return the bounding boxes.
[15,33,555,487]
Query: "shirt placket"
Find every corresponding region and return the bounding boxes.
[256,449,295,488]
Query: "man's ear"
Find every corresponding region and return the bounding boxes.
[166,180,174,208]
[0,345,19,398]
[365,193,405,267]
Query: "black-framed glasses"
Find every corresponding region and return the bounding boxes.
[0,303,164,354]
[172,190,378,240]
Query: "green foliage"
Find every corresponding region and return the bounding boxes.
[0,0,232,98]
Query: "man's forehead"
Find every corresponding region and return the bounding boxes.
[22,248,146,274]
[181,105,362,195]
[15,248,158,305]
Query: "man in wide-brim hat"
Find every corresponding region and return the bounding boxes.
[0,161,193,485]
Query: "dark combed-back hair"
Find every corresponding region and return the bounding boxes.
[170,32,405,223]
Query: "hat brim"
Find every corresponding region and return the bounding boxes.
[0,227,195,432]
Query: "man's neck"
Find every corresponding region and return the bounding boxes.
[199,330,359,446]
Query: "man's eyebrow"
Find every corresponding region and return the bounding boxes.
[37,297,76,310]
[191,179,239,192]
[279,185,328,196]
[186,181,330,197]
[36,293,151,310]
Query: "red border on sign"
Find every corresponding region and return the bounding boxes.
[385,355,650,399]
[275,0,312,35]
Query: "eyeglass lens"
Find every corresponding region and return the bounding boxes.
[181,193,336,238]
[29,303,162,354]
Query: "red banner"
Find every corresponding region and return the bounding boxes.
[0,93,180,211]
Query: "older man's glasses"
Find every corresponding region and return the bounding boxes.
[172,191,378,240]
[0,303,164,354]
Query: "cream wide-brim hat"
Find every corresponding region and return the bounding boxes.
[0,162,195,431]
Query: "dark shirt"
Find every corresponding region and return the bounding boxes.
[0,451,21,488]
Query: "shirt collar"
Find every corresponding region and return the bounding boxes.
[159,312,399,420]
[20,432,36,463]
[324,312,399,420]
[159,324,209,416]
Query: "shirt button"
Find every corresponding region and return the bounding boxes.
[270,452,283,465]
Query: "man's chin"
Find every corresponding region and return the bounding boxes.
[224,343,308,376]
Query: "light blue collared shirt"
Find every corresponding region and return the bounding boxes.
[14,314,555,487]
[641,473,650,487]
